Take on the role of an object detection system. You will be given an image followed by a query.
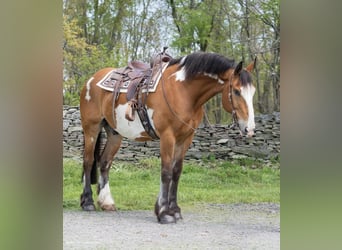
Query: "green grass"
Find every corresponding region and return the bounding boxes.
[63,157,279,211]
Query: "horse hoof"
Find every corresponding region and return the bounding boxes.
[174,212,183,221]
[159,214,176,224]
[101,204,116,211]
[82,204,96,211]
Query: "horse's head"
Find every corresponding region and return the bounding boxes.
[221,58,256,137]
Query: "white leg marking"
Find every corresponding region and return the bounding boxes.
[241,85,256,134]
[98,182,115,206]
[158,177,163,206]
[98,175,104,189]
[85,77,94,101]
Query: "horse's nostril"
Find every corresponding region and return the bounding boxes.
[245,127,248,133]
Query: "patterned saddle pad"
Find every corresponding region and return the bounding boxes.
[96,62,169,93]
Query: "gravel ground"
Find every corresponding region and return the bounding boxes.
[63,203,279,250]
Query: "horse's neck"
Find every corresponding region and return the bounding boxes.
[189,79,225,110]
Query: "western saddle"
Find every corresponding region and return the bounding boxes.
[111,47,172,139]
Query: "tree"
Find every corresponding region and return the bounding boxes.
[167,0,220,53]
[63,15,113,105]
[239,0,280,112]
[62,0,280,117]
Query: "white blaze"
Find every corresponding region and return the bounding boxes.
[240,85,256,132]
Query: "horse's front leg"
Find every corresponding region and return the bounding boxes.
[155,160,175,223]
[168,135,193,220]
[168,158,183,220]
[155,138,177,224]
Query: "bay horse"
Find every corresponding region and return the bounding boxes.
[79,51,256,224]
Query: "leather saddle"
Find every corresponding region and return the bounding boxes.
[110,61,152,101]
[109,48,172,139]
[110,48,172,122]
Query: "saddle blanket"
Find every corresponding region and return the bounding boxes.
[96,62,169,93]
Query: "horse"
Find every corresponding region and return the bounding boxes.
[79,50,257,224]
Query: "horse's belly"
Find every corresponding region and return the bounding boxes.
[114,104,156,140]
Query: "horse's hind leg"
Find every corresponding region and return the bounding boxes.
[97,122,122,211]
[80,122,102,211]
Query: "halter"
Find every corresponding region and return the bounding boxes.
[228,73,239,130]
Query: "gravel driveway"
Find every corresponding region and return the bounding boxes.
[63,203,279,250]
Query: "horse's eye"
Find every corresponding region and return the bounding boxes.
[233,89,241,96]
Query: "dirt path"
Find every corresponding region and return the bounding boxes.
[63,203,279,249]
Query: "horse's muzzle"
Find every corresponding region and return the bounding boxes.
[246,128,255,137]
[241,127,255,137]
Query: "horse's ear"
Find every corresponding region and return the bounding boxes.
[234,61,243,75]
[246,57,257,72]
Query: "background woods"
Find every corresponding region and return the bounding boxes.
[63,0,280,121]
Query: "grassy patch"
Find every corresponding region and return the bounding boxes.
[63,157,279,211]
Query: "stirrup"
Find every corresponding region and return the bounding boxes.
[125,100,137,121]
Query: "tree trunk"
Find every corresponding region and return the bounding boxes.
[92,0,99,45]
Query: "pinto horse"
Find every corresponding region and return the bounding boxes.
[79,51,256,224]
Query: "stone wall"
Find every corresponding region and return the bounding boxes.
[63,105,280,162]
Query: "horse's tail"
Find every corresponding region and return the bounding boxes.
[81,131,102,185]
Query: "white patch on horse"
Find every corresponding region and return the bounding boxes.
[114,104,155,140]
[203,72,224,84]
[174,66,186,82]
[241,85,256,135]
[97,182,115,206]
[85,77,94,101]
[158,178,163,206]
[90,137,94,143]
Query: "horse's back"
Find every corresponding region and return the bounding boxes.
[80,68,117,122]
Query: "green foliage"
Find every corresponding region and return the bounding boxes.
[62,0,280,116]
[63,15,114,105]
[170,0,220,52]
[63,157,279,210]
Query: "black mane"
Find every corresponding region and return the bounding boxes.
[168,52,235,81]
